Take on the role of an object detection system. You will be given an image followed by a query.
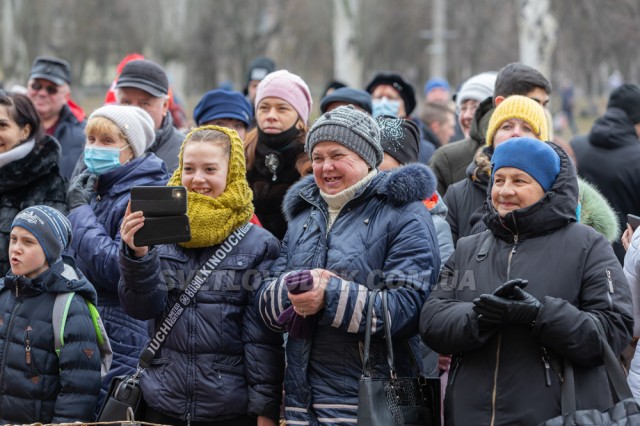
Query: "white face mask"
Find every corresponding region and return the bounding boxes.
[372,97,401,118]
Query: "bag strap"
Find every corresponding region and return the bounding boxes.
[138,222,253,369]
[53,292,113,379]
[590,314,634,400]
[475,231,495,262]
[381,290,396,378]
[560,313,634,414]
[53,292,75,356]
[362,289,425,380]
[362,289,379,377]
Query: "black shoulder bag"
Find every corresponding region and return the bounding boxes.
[358,289,440,426]
[540,315,640,425]
[97,223,252,422]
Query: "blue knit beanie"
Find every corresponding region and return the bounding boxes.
[11,206,72,266]
[491,137,560,192]
[193,89,253,127]
[424,77,450,96]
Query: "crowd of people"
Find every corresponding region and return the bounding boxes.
[0,53,638,426]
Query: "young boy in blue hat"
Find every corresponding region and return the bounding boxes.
[0,205,104,424]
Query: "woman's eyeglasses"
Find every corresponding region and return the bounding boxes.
[29,81,59,95]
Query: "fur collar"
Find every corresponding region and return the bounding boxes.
[0,135,61,190]
[283,163,436,221]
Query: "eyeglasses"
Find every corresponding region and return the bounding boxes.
[29,81,59,95]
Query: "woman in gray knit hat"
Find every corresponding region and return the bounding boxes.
[258,105,441,424]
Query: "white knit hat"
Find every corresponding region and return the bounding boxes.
[454,72,498,112]
[88,105,155,158]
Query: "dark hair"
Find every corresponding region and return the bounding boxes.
[0,92,43,141]
[494,63,552,99]
[322,80,347,98]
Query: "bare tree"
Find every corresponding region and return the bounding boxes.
[332,0,363,88]
[518,0,557,79]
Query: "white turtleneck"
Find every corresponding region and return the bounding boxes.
[320,169,378,231]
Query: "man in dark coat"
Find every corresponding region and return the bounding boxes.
[26,56,85,179]
[576,83,640,264]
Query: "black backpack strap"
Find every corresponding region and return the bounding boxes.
[476,231,496,262]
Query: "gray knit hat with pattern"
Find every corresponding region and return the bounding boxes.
[305,105,383,169]
[88,105,155,158]
[12,205,72,266]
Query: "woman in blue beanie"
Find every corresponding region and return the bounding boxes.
[420,137,633,425]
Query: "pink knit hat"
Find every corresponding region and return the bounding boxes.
[255,70,312,124]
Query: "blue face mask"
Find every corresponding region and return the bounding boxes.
[372,98,401,118]
[84,146,125,175]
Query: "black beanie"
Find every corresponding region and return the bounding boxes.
[244,56,276,94]
[607,83,640,124]
[365,72,417,116]
[375,115,420,165]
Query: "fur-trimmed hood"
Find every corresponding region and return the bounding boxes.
[283,163,437,222]
[577,177,620,243]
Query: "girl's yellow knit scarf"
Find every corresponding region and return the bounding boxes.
[167,125,254,248]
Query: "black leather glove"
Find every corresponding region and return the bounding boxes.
[66,173,97,210]
[492,278,528,297]
[473,281,541,325]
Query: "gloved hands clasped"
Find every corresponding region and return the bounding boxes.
[66,173,97,210]
[472,279,542,326]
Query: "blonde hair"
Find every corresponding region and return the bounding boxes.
[185,128,231,158]
[85,116,128,144]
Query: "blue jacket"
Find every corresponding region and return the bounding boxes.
[118,225,284,422]
[67,153,168,409]
[259,164,440,425]
[53,104,86,179]
[0,258,101,424]
[68,153,168,304]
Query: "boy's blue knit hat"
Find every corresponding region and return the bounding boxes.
[491,137,560,192]
[11,205,72,266]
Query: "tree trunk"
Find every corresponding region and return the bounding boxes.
[518,0,557,79]
[332,0,363,88]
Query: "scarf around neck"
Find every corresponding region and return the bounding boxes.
[167,125,254,248]
[0,139,35,169]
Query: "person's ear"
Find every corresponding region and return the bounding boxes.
[161,96,170,117]
[20,124,31,142]
[494,95,505,106]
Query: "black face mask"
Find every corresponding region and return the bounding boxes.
[257,123,301,149]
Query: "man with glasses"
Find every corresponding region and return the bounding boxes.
[27,56,85,179]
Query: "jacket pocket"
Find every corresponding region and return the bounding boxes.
[213,363,245,376]
[205,255,255,292]
[448,355,462,386]
[23,326,40,381]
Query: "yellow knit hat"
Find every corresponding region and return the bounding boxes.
[486,95,549,146]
